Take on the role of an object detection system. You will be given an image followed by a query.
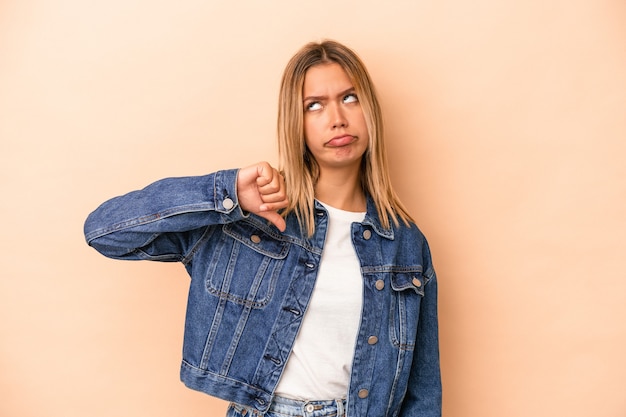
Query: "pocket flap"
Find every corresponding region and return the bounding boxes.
[390,270,426,296]
[223,221,289,259]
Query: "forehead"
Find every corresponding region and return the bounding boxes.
[303,62,353,94]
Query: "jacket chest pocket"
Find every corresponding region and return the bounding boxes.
[205,221,290,308]
[388,270,426,350]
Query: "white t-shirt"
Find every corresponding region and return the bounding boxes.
[274,202,366,400]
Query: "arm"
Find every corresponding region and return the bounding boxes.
[84,163,288,261]
[399,255,442,416]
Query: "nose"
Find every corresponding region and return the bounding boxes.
[329,103,348,129]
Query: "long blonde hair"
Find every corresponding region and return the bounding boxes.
[277,40,413,235]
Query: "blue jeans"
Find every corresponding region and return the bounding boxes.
[226,395,347,417]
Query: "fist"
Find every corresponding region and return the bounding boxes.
[236,162,289,231]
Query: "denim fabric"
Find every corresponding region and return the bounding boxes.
[84,169,441,417]
[227,396,346,417]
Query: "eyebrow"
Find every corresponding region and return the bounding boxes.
[303,87,356,103]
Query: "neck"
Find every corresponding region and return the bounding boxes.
[314,166,366,212]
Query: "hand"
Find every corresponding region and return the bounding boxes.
[236,162,289,231]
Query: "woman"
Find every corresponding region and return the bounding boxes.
[84,40,441,417]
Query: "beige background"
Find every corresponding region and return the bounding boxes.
[1,1,625,416]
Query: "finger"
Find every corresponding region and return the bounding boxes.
[255,162,275,187]
[257,182,281,196]
[259,185,288,205]
[260,193,285,208]
[259,198,289,212]
[259,178,286,200]
[258,179,285,203]
[259,211,287,232]
[256,168,282,191]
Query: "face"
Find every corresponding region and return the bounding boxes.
[302,63,369,173]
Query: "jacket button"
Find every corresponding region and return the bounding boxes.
[358,389,369,398]
[375,280,385,290]
[412,277,422,287]
[305,404,315,413]
[222,198,234,210]
[250,234,261,244]
[362,229,372,240]
[368,336,378,345]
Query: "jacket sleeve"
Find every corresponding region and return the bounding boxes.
[399,244,442,417]
[83,169,247,261]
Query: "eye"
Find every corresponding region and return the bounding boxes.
[306,101,322,111]
[343,93,358,103]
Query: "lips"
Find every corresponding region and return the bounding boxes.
[325,134,355,147]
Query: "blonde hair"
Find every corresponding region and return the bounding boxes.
[277,40,414,235]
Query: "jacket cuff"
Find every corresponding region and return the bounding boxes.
[213,169,248,220]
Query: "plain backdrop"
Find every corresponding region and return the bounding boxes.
[1,1,625,416]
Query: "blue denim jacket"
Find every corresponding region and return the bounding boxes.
[84,169,441,417]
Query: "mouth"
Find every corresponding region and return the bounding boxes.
[325,134,356,147]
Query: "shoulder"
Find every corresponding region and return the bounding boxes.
[391,220,435,267]
[393,219,428,243]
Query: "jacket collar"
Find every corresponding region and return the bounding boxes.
[314,196,395,241]
[363,195,395,240]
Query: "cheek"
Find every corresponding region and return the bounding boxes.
[303,117,320,142]
[358,114,370,140]
[356,110,368,129]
